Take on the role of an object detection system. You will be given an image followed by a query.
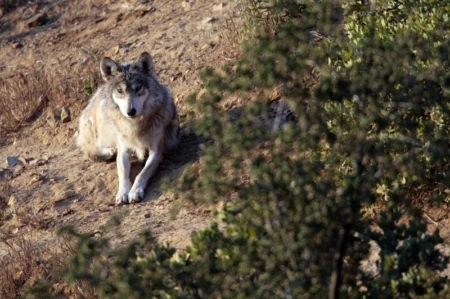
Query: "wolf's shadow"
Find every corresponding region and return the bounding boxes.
[128,124,207,202]
[125,98,296,203]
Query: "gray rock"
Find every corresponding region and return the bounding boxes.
[61,107,71,123]
[200,17,217,27]
[7,156,23,168]
[213,3,227,11]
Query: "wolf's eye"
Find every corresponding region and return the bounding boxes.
[117,88,123,94]
[135,85,142,92]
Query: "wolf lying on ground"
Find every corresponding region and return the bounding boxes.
[76,52,179,205]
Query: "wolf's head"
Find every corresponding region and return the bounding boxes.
[100,52,155,119]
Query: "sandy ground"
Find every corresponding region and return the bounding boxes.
[0,0,239,253]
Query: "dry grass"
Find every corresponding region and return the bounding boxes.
[237,0,279,38]
[0,200,8,227]
[218,14,246,61]
[15,205,50,231]
[0,72,48,137]
[0,179,53,298]
[0,232,63,298]
[0,59,101,140]
[0,229,99,298]
[58,0,107,25]
[216,0,286,61]
[0,176,12,226]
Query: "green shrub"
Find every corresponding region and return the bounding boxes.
[237,0,306,37]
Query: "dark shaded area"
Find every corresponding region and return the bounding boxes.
[0,0,33,14]
[128,124,208,202]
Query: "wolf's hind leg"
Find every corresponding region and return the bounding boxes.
[94,147,116,161]
[77,117,101,160]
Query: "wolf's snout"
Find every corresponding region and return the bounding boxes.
[127,108,136,117]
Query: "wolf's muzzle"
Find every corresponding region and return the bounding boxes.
[127,108,137,117]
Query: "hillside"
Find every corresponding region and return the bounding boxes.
[3,1,450,297]
[0,0,238,255]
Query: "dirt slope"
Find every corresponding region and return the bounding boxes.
[0,0,239,253]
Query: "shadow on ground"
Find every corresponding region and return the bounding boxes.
[128,124,208,203]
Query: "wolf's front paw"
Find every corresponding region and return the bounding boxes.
[129,187,144,203]
[115,190,129,205]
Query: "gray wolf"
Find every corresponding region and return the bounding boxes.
[76,52,179,204]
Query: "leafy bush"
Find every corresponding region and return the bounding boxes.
[237,0,306,37]
[29,1,450,297]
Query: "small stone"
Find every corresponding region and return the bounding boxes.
[181,0,194,10]
[116,13,124,23]
[46,110,58,128]
[8,195,16,208]
[213,3,226,11]
[18,156,27,165]
[27,12,50,28]
[61,107,71,123]
[7,156,23,168]
[171,45,186,59]
[0,169,8,181]
[170,72,182,82]
[77,57,88,65]
[94,17,105,24]
[200,17,217,27]
[62,209,74,216]
[11,165,24,178]
[201,43,211,51]
[120,3,134,10]
[110,45,120,55]
[29,159,47,167]
[121,2,153,14]
[28,172,44,186]
[12,42,23,49]
[144,213,151,218]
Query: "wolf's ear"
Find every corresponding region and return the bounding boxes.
[100,57,120,81]
[135,52,154,74]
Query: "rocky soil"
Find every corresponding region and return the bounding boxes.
[0,0,239,254]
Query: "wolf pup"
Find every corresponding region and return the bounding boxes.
[76,52,179,205]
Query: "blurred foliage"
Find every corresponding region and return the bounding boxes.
[237,0,306,37]
[28,1,450,298]
[83,78,95,96]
